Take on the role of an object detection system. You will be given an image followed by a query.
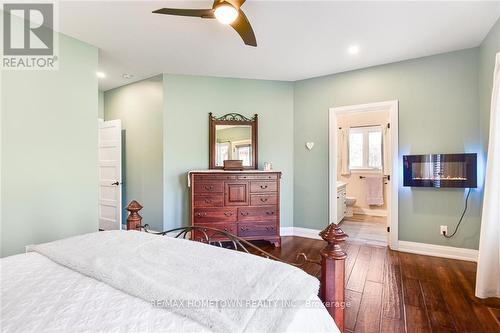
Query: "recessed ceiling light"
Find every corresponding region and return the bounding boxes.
[96,72,106,79]
[348,45,360,55]
[122,73,134,79]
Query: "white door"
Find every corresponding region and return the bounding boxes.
[98,119,122,230]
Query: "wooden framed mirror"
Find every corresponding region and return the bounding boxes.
[209,113,258,170]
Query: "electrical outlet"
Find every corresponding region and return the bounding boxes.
[440,225,448,236]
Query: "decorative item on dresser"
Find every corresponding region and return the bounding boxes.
[189,170,282,247]
[223,159,244,170]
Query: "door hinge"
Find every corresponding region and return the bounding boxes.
[387,226,390,232]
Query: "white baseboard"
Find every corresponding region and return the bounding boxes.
[280,227,294,236]
[398,240,478,262]
[280,227,322,240]
[280,227,478,262]
[291,227,323,240]
[353,208,387,217]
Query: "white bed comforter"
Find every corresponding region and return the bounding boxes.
[1,231,338,333]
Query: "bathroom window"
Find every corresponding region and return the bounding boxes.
[349,126,383,170]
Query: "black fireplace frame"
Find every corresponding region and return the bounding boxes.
[403,153,477,188]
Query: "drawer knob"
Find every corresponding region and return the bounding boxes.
[196,212,208,217]
[204,199,212,203]
[260,198,268,202]
[266,211,275,215]
[260,185,268,189]
[241,212,249,216]
[204,185,214,191]
[240,227,249,231]
[224,212,233,217]
[223,228,228,232]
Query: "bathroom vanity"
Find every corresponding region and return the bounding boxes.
[336,182,347,224]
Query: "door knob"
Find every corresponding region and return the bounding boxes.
[111,181,121,186]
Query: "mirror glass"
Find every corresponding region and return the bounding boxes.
[215,125,253,167]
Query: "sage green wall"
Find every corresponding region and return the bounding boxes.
[479,18,500,166]
[163,74,294,229]
[104,76,164,231]
[294,49,482,249]
[98,90,104,119]
[1,34,98,257]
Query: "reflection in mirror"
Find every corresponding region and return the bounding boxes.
[215,125,252,166]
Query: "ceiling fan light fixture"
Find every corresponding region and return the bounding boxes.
[214,4,238,25]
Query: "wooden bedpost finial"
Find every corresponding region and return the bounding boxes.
[126,200,143,231]
[319,223,348,260]
[319,223,348,332]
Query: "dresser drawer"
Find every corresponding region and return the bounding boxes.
[250,194,278,206]
[193,208,237,223]
[194,182,224,194]
[193,222,237,240]
[238,207,277,221]
[238,222,278,237]
[194,174,237,181]
[194,194,224,207]
[237,174,279,181]
[250,181,278,193]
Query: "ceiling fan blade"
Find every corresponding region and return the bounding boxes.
[152,8,215,19]
[230,10,256,46]
[213,0,246,10]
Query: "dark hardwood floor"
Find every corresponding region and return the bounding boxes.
[255,236,500,333]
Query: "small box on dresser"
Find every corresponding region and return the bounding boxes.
[189,171,282,247]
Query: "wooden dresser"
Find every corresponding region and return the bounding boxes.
[189,171,281,247]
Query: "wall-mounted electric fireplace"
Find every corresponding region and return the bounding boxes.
[403,153,477,188]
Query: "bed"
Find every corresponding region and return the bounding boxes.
[0,200,348,333]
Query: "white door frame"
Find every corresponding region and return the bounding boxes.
[329,100,399,250]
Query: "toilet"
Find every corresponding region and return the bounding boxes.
[345,197,356,217]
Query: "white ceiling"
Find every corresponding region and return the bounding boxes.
[58,1,500,91]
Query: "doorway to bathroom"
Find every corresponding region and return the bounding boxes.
[329,101,399,249]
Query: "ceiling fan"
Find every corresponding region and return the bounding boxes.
[152,0,257,47]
